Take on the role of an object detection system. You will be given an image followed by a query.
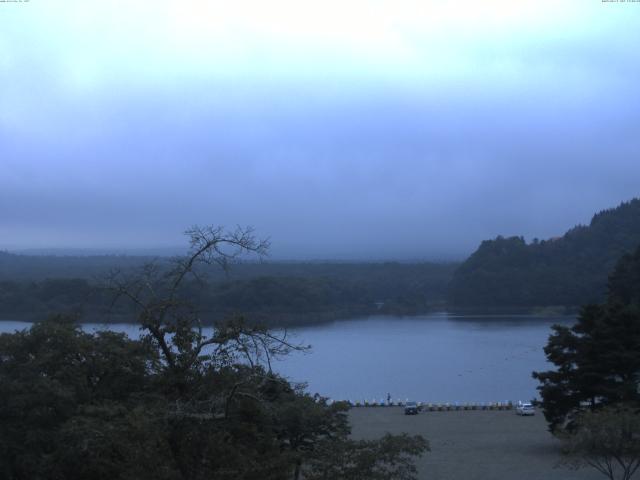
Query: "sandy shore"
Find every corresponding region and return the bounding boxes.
[349,407,602,480]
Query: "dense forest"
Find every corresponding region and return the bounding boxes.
[0,254,456,325]
[0,228,428,479]
[449,198,640,310]
[2,198,640,322]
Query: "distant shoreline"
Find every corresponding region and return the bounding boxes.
[0,307,577,329]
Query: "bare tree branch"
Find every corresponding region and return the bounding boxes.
[101,225,305,396]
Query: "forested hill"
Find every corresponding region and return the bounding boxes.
[0,254,457,325]
[449,198,640,309]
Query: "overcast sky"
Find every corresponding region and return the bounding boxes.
[1,1,639,259]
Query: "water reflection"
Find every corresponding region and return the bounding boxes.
[0,314,576,404]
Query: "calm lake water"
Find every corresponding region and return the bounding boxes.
[0,314,573,404]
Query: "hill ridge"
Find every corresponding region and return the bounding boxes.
[449,198,640,308]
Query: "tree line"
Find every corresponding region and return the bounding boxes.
[0,260,456,325]
[0,226,428,480]
[2,198,640,320]
[449,198,640,309]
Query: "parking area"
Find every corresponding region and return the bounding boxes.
[348,407,602,480]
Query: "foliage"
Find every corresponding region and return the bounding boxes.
[450,198,640,308]
[0,259,456,325]
[0,226,428,480]
[305,433,429,480]
[533,244,640,433]
[561,405,640,480]
[0,317,160,480]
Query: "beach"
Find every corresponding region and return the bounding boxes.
[349,408,602,480]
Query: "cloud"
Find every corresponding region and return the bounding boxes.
[1,1,639,258]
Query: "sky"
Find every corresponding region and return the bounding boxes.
[1,0,640,259]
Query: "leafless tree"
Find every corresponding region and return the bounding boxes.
[105,225,306,398]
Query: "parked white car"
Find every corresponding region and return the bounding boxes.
[515,402,535,416]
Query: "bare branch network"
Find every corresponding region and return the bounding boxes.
[104,225,305,379]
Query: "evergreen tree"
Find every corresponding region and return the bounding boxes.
[533,245,640,433]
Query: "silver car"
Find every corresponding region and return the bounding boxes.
[515,402,535,416]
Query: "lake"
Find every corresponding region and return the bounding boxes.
[0,314,573,404]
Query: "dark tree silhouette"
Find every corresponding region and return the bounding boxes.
[533,245,640,433]
[0,226,428,480]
